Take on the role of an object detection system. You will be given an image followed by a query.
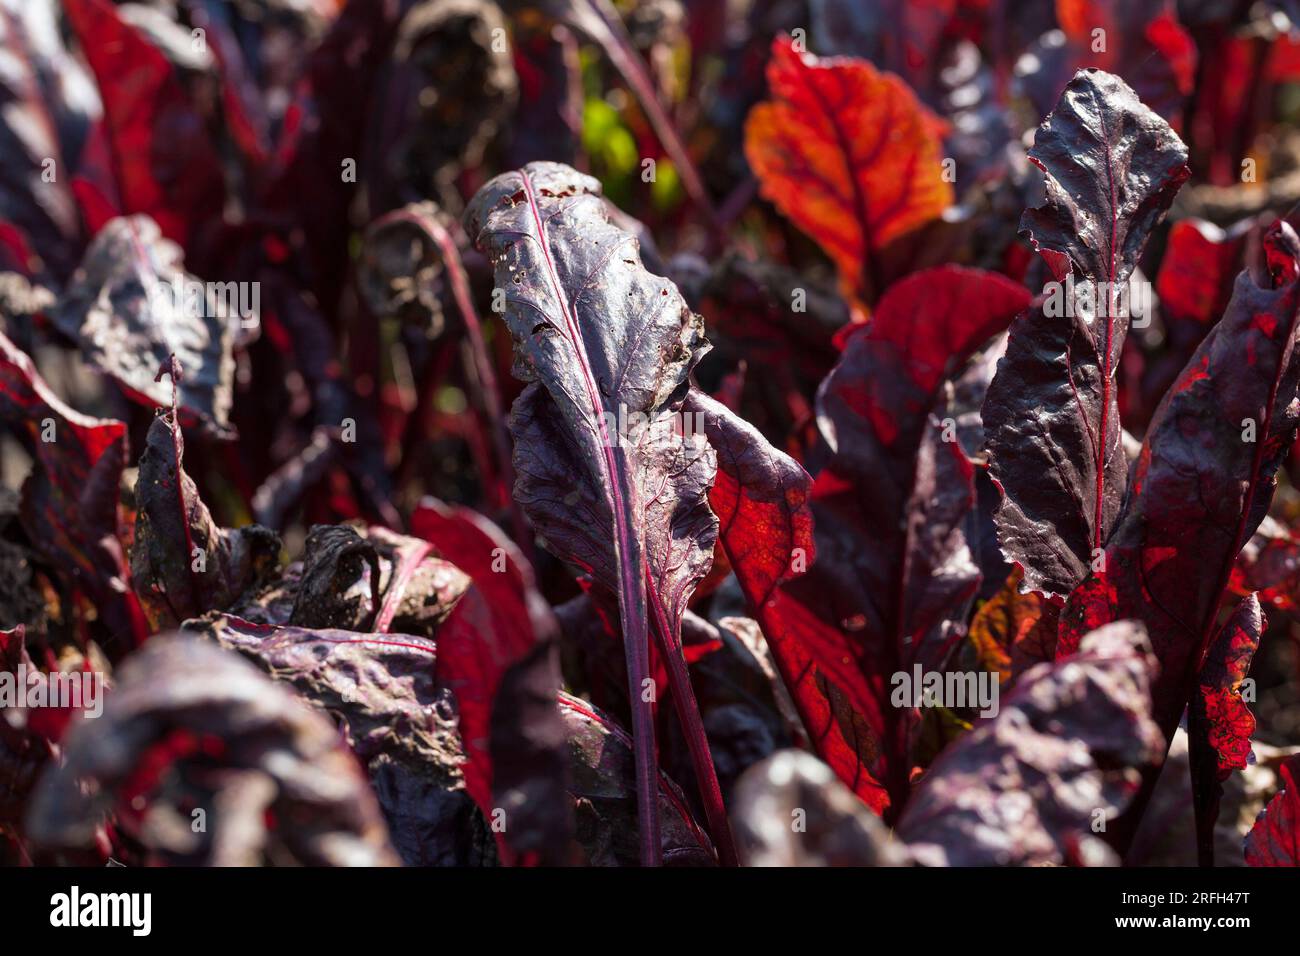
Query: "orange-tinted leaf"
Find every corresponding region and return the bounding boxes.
[744,35,951,308]
[967,568,1060,686]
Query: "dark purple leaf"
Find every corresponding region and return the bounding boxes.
[200,614,705,866]
[466,161,724,865]
[983,69,1189,597]
[559,691,715,866]
[1058,224,1300,854]
[664,613,803,806]
[287,524,383,631]
[249,426,341,530]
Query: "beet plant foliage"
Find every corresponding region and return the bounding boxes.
[1,0,1300,869]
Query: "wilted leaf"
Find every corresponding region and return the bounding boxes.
[983,69,1189,597]
[288,524,382,631]
[200,610,701,867]
[196,615,487,866]
[221,522,470,639]
[966,567,1060,686]
[369,525,471,636]
[25,634,401,866]
[131,402,282,630]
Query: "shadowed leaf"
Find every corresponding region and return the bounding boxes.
[1059,224,1300,852]
[760,266,1028,812]
[966,567,1060,686]
[196,615,487,866]
[0,329,146,648]
[412,498,572,865]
